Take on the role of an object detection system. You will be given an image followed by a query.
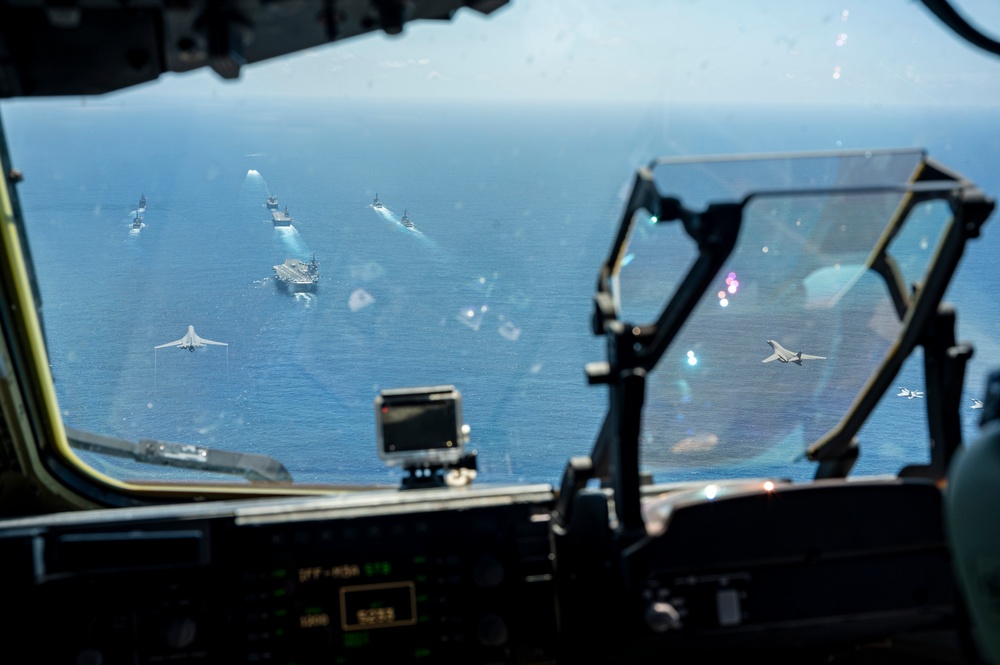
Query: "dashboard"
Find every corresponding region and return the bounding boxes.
[0,478,958,664]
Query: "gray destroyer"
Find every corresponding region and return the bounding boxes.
[273,255,319,292]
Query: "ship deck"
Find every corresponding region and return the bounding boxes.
[273,260,316,284]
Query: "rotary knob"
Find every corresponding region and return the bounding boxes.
[477,613,509,647]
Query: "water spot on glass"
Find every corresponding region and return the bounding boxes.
[348,288,374,312]
[499,321,521,342]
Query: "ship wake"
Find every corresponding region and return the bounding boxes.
[274,225,310,259]
[242,169,270,202]
[372,207,437,248]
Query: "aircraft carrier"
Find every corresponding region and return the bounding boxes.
[271,206,293,226]
[273,255,319,292]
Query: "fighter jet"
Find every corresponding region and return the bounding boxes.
[897,387,925,399]
[761,339,826,365]
[155,325,228,352]
[971,398,984,409]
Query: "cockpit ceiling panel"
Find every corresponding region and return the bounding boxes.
[0,0,508,97]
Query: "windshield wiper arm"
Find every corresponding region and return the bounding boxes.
[67,428,293,484]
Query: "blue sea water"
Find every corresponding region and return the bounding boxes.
[2,99,998,487]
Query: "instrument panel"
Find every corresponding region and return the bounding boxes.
[0,484,558,664]
[0,478,961,663]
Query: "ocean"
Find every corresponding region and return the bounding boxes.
[2,99,998,487]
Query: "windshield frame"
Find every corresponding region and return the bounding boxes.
[582,150,993,537]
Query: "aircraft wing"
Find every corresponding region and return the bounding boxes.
[154,338,185,349]
[762,353,780,363]
[200,339,228,347]
[799,354,826,360]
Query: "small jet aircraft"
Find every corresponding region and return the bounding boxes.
[897,387,925,399]
[971,398,984,409]
[155,325,228,352]
[761,339,826,365]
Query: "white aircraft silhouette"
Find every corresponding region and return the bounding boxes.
[155,325,228,353]
[897,387,925,399]
[971,398,984,409]
[761,339,826,365]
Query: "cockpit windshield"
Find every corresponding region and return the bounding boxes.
[611,151,986,482]
[1,0,999,489]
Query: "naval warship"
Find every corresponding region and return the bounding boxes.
[273,255,319,292]
[271,205,293,226]
[265,195,278,210]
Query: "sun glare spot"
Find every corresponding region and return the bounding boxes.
[762,246,769,253]
[720,298,729,307]
[763,481,776,492]
[705,485,719,500]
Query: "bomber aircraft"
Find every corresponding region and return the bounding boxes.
[155,325,228,352]
[761,339,827,366]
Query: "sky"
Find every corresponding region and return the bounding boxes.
[6,0,1000,108]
